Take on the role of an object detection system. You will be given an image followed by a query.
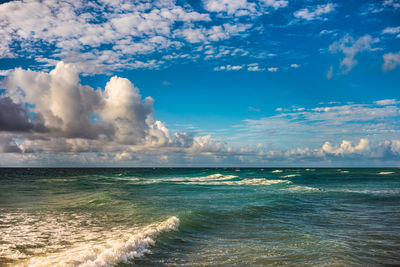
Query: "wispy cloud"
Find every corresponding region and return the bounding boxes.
[329,34,379,73]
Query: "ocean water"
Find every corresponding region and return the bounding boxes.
[0,168,399,266]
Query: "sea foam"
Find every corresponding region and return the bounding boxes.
[20,216,180,267]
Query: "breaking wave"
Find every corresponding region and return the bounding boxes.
[180,178,291,186]
[21,216,180,267]
[142,173,239,184]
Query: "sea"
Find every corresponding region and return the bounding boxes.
[0,168,399,266]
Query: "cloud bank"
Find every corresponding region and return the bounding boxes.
[0,62,399,166]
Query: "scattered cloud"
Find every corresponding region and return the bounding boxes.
[294,3,336,21]
[382,26,400,38]
[0,0,260,74]
[260,0,289,9]
[383,51,400,71]
[267,67,278,72]
[202,0,288,17]
[247,63,265,72]
[329,34,379,73]
[203,0,258,16]
[290,63,300,68]
[214,63,272,72]
[383,0,400,9]
[235,101,400,149]
[214,64,244,71]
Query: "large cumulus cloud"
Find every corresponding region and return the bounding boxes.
[1,62,176,150]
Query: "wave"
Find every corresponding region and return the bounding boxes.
[332,189,399,195]
[22,216,180,267]
[180,178,291,186]
[378,171,394,175]
[284,185,321,193]
[272,170,283,173]
[141,174,238,184]
[112,174,294,187]
[280,174,300,178]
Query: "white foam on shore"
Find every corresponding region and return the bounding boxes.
[19,216,180,267]
[378,171,394,175]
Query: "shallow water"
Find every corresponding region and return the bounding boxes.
[0,168,399,266]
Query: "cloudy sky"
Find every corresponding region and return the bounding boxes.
[0,0,399,167]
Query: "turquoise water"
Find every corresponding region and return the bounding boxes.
[0,168,399,266]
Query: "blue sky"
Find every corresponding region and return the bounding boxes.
[0,0,399,166]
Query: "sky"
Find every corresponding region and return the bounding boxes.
[0,0,399,167]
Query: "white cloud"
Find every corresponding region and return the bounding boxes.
[268,67,278,72]
[202,0,287,17]
[214,64,244,71]
[203,0,257,16]
[382,26,400,38]
[294,3,336,21]
[234,101,400,152]
[290,63,300,68]
[382,51,400,71]
[247,63,265,72]
[322,139,369,155]
[383,0,400,9]
[0,0,262,74]
[1,62,230,155]
[214,63,270,72]
[260,0,288,9]
[374,99,400,106]
[329,34,379,73]
[174,23,252,44]
[320,29,334,35]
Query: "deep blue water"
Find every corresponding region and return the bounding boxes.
[0,168,399,266]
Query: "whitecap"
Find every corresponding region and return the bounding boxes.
[141,174,238,184]
[272,170,283,173]
[280,174,300,178]
[378,171,394,175]
[284,185,321,193]
[181,178,291,186]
